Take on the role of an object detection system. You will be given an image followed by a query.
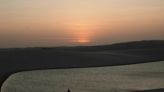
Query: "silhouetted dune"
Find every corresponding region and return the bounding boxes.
[54,40,164,51]
[132,88,164,92]
[0,40,164,89]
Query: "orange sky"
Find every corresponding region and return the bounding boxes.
[0,0,164,48]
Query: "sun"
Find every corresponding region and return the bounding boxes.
[69,25,92,44]
[77,39,90,43]
[67,21,95,44]
[73,30,91,44]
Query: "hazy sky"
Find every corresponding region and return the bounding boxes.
[0,0,164,48]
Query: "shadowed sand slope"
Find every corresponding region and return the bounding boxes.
[2,61,164,92]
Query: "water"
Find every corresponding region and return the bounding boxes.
[2,61,164,92]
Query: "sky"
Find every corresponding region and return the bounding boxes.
[0,0,164,48]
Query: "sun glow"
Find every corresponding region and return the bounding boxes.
[77,39,90,43]
[69,23,94,44]
[72,31,91,44]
